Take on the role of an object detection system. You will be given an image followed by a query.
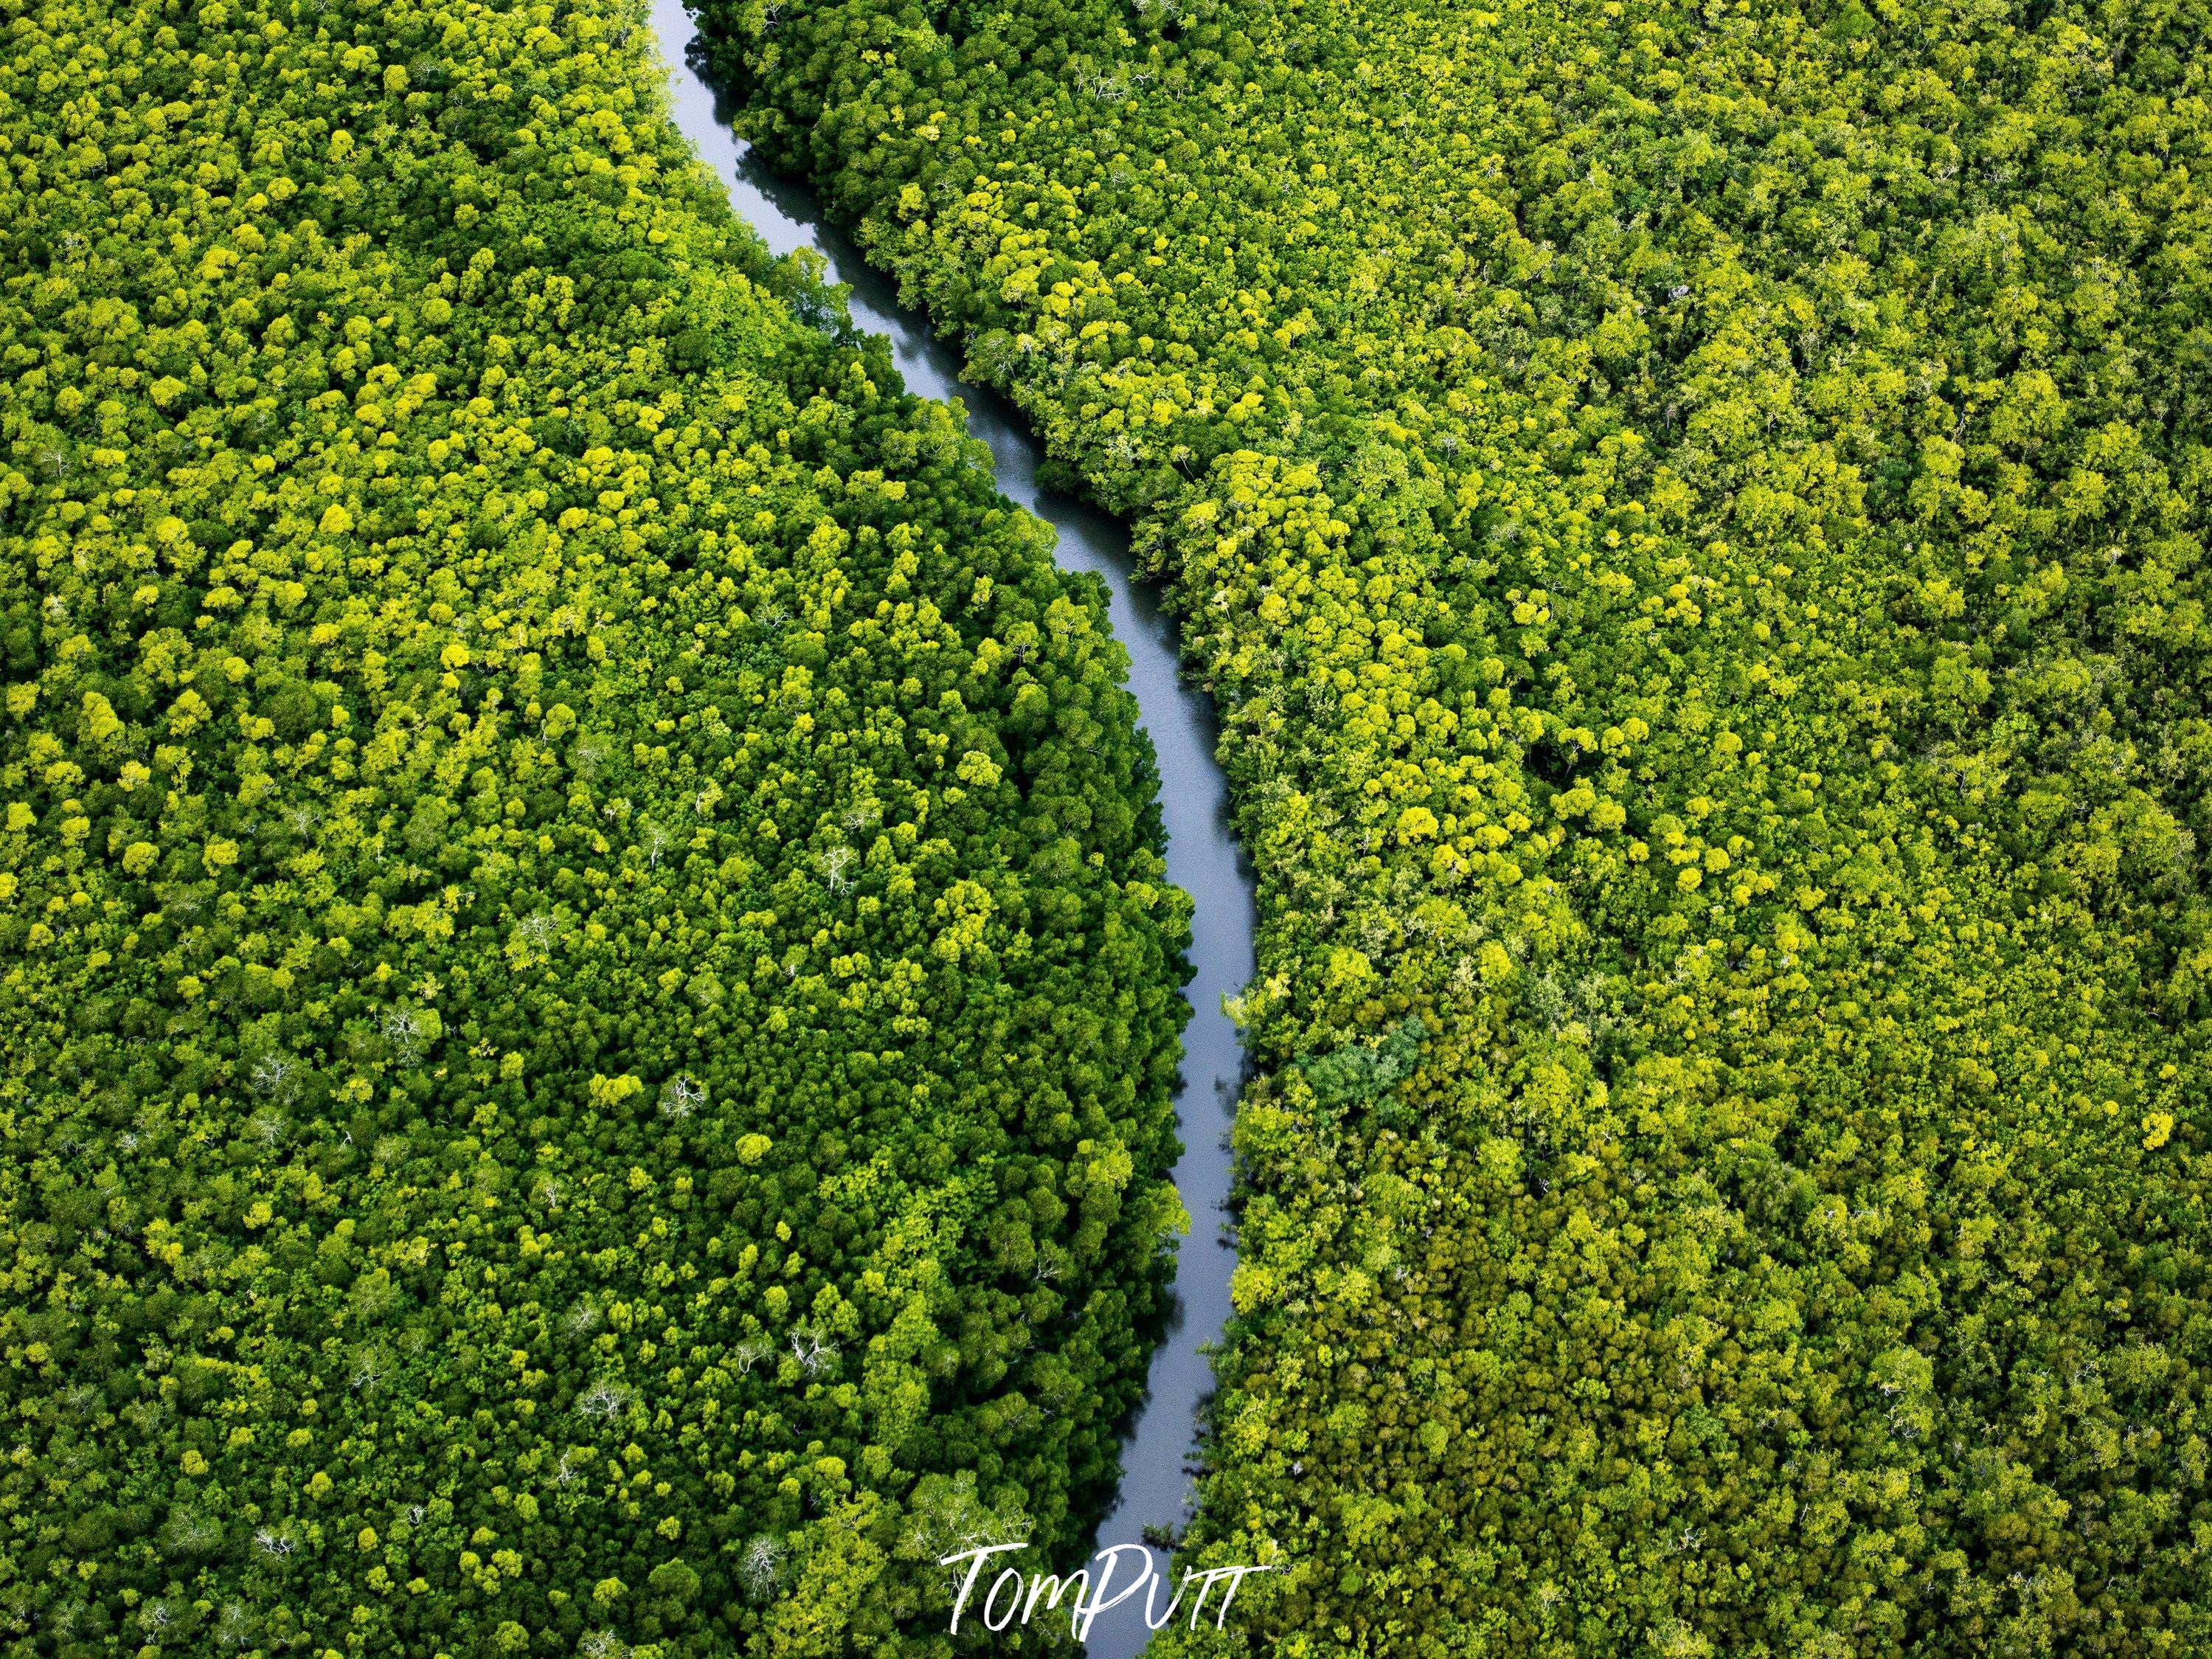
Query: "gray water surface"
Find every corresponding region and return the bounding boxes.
[647,4,1257,1649]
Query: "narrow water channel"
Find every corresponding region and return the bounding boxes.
[646,4,1258,1650]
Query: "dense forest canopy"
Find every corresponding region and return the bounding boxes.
[712,0,2212,1651]
[0,0,1193,1650]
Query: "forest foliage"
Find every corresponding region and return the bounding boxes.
[0,0,1194,1651]
[713,0,2212,1651]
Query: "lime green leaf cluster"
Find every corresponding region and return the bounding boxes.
[718,0,2211,1649]
[0,0,1192,1650]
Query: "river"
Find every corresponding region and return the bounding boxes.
[645,3,1258,1650]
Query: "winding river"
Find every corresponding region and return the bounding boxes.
[647,4,1258,1649]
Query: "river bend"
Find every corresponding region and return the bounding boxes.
[648,6,1258,1651]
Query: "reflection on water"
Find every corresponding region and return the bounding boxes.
[648,2,1257,1651]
